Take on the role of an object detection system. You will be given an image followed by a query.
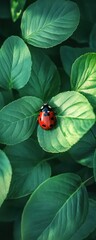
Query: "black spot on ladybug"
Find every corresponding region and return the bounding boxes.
[40,118,41,121]
[51,117,54,120]
[42,124,46,127]
[50,124,54,128]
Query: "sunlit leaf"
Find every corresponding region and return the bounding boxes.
[37,91,95,153]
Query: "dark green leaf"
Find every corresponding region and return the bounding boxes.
[0,199,19,222]
[21,173,88,240]
[0,0,11,19]
[5,138,51,198]
[69,128,96,168]
[0,92,5,109]
[21,0,80,48]
[72,0,96,43]
[60,46,92,76]
[0,36,32,89]
[0,222,13,240]
[89,23,96,50]
[20,48,60,101]
[93,149,96,181]
[37,91,95,153]
[70,199,96,240]
[0,150,12,207]
[0,96,43,145]
[14,215,21,240]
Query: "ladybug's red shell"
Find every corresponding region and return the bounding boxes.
[38,104,56,130]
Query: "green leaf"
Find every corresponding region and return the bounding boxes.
[71,0,96,43]
[93,149,96,181]
[60,46,92,76]
[69,128,96,168]
[0,150,12,207]
[0,199,19,222]
[21,173,88,240]
[0,92,5,110]
[11,0,27,22]
[71,53,96,107]
[0,96,43,145]
[37,91,95,153]
[21,0,80,48]
[20,48,60,101]
[4,138,51,198]
[70,199,96,240]
[0,36,32,90]
[14,215,21,240]
[89,23,96,50]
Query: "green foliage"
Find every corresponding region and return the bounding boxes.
[0,0,96,239]
[20,47,61,102]
[21,0,80,48]
[71,53,96,107]
[4,138,51,198]
[21,173,88,240]
[0,96,43,144]
[11,0,27,22]
[0,36,32,89]
[0,150,12,207]
[38,91,95,153]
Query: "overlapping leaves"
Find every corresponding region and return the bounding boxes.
[20,48,60,102]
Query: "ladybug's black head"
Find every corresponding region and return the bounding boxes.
[40,103,52,112]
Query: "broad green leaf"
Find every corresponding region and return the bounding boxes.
[70,199,96,240]
[20,48,60,101]
[89,23,96,50]
[60,46,92,76]
[21,173,88,240]
[37,91,95,153]
[0,96,43,145]
[0,150,12,207]
[21,0,80,48]
[93,149,96,181]
[69,128,96,168]
[4,138,51,198]
[71,53,96,106]
[11,0,27,22]
[0,36,32,89]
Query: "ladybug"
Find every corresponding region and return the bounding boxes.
[38,103,56,130]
